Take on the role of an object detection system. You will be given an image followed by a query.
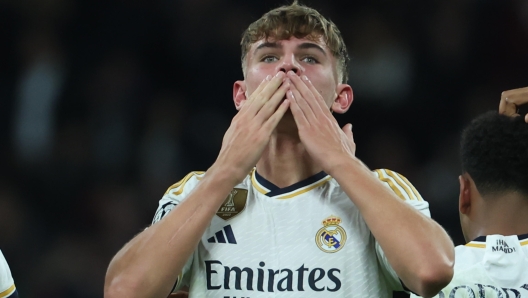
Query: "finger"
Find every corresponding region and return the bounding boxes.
[244,72,286,115]
[499,87,528,116]
[287,71,329,115]
[239,75,271,111]
[256,79,290,121]
[288,89,310,128]
[300,74,332,115]
[342,123,353,140]
[262,99,291,132]
[289,82,317,123]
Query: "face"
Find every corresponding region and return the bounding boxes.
[238,36,348,110]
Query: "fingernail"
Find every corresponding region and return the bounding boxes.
[266,75,272,81]
[275,72,284,78]
[288,90,294,99]
[302,75,309,81]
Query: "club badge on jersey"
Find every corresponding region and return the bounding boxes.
[315,216,347,253]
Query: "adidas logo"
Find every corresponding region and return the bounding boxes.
[207,225,237,244]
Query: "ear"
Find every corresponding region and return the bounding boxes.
[331,83,353,114]
[233,80,247,111]
[458,174,472,215]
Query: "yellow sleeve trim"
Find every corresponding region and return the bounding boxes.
[520,240,528,246]
[375,169,406,201]
[465,243,486,248]
[385,169,415,201]
[0,284,15,298]
[396,172,423,201]
[164,171,205,195]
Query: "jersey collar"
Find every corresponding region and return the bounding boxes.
[251,170,331,200]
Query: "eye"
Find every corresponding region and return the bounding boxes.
[261,55,278,63]
[302,56,318,64]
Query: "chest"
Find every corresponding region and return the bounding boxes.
[200,189,375,272]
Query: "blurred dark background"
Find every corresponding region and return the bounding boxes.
[0,0,527,296]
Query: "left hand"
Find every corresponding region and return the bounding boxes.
[286,70,356,174]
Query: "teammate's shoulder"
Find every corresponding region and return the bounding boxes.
[0,250,16,298]
[372,168,424,201]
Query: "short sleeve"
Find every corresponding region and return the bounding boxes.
[151,171,205,292]
[372,169,431,291]
[0,250,17,298]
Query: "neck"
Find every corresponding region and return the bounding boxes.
[474,193,528,238]
[256,127,322,188]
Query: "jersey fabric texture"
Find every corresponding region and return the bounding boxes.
[0,250,17,298]
[411,234,528,298]
[153,168,429,297]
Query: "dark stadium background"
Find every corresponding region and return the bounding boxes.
[0,0,527,296]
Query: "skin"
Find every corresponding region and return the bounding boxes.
[104,36,454,298]
[499,86,528,122]
[233,37,353,186]
[458,173,528,242]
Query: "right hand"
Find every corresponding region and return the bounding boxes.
[499,87,528,122]
[214,71,291,183]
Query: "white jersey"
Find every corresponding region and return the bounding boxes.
[153,168,429,297]
[0,250,17,298]
[411,234,528,298]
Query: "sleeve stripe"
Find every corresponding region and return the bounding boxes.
[0,285,15,298]
[375,169,406,201]
[395,172,423,201]
[385,169,415,201]
[164,171,205,195]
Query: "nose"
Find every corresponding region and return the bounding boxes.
[277,54,303,76]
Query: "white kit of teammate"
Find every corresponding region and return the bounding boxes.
[0,250,17,298]
[411,234,528,298]
[154,168,429,297]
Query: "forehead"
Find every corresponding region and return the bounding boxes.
[249,36,330,54]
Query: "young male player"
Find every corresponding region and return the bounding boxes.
[0,250,17,298]
[412,87,528,297]
[105,2,454,297]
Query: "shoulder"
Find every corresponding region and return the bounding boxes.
[0,250,16,298]
[152,170,253,224]
[373,169,430,216]
[372,168,424,202]
[164,171,207,198]
[453,243,484,270]
[152,171,206,224]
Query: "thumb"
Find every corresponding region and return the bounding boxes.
[342,123,353,139]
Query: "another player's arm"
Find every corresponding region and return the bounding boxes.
[104,72,291,298]
[287,71,454,297]
[499,86,528,122]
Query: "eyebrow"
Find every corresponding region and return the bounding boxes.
[253,41,327,57]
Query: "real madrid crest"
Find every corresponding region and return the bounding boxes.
[216,188,248,220]
[315,215,347,253]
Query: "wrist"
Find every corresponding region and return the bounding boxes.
[207,163,248,187]
[326,156,368,178]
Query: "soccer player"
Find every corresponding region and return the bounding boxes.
[0,250,17,298]
[411,87,528,297]
[104,2,455,297]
